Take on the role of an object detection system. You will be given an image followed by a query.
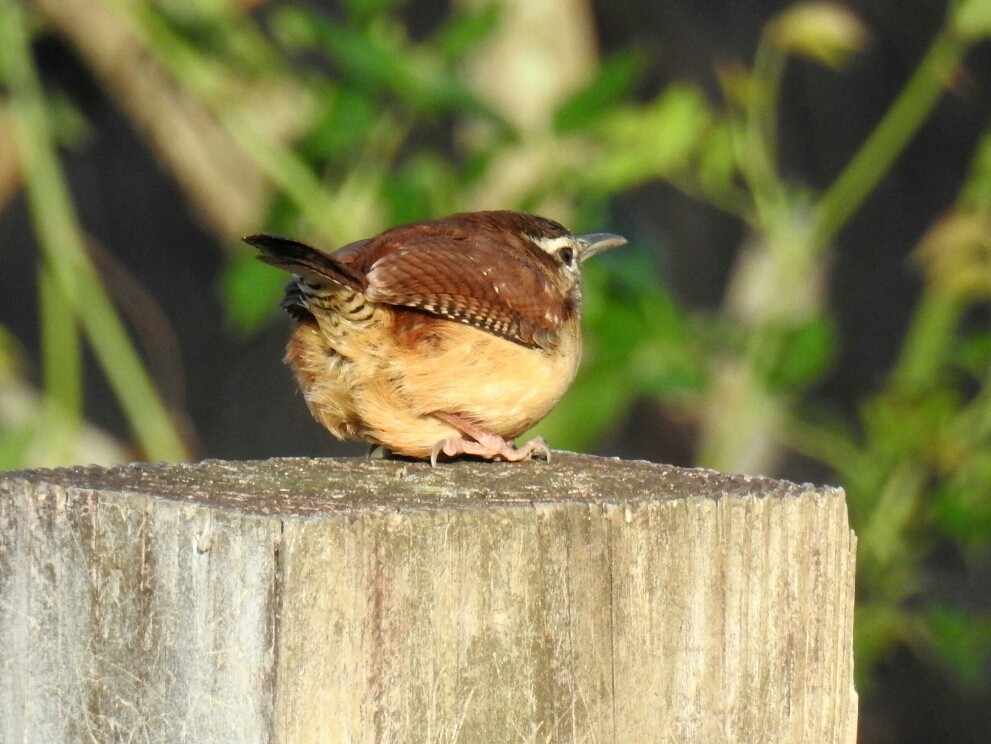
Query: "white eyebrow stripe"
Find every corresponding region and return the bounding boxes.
[529,234,574,254]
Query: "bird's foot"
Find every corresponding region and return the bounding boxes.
[429,412,551,466]
[429,434,550,467]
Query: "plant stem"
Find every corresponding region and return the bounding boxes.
[130,0,383,241]
[0,0,188,462]
[744,32,788,228]
[889,288,963,396]
[38,266,82,463]
[812,24,969,254]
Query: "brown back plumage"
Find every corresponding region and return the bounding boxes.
[246,211,579,350]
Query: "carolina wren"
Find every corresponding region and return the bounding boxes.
[245,210,626,464]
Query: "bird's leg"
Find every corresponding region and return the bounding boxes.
[429,412,551,466]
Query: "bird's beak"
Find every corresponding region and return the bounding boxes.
[576,232,628,263]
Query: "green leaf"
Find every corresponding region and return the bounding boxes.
[935,481,991,551]
[554,49,647,133]
[382,152,458,224]
[953,330,991,377]
[344,0,407,25]
[301,86,378,162]
[861,389,959,462]
[434,3,502,60]
[273,7,493,118]
[586,84,712,190]
[696,121,738,196]
[762,315,837,391]
[586,251,706,399]
[530,367,631,451]
[926,605,991,687]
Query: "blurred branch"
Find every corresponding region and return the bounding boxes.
[697,3,984,475]
[33,0,281,239]
[812,16,969,254]
[787,116,991,679]
[122,0,373,241]
[38,264,82,464]
[456,0,602,213]
[1,0,188,462]
[889,288,962,396]
[37,0,385,246]
[84,229,202,468]
[0,106,20,210]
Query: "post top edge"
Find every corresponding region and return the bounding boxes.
[0,453,842,517]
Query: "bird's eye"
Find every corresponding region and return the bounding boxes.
[557,246,574,264]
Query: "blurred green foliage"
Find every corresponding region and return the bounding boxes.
[2,0,991,708]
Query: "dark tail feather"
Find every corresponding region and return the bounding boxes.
[279,279,315,322]
[244,233,364,289]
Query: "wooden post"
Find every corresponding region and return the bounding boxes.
[0,454,857,742]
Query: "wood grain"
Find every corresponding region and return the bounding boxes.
[0,454,857,743]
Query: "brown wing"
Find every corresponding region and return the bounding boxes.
[364,236,569,350]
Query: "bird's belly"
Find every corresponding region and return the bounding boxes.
[286,316,581,457]
[394,323,581,435]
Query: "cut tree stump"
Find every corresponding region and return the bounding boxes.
[0,454,857,743]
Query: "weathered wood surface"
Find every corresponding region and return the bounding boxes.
[0,454,857,743]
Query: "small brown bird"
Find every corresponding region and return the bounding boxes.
[245,210,626,464]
